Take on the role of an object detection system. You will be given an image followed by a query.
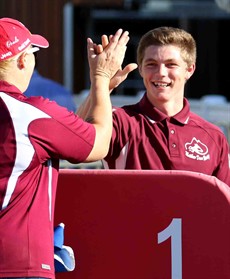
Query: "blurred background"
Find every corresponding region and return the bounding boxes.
[1,0,230,97]
[0,0,229,162]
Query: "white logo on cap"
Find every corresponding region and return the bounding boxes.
[6,36,19,48]
[18,38,30,51]
[1,52,13,59]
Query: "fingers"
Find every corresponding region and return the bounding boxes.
[87,29,132,81]
[109,28,123,43]
[109,29,130,51]
[99,29,129,53]
[87,37,96,59]
[96,44,103,54]
[101,35,109,49]
[116,31,130,48]
[106,29,130,67]
[91,29,129,53]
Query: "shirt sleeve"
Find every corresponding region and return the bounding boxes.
[27,97,95,164]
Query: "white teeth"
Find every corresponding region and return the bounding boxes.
[154,82,168,87]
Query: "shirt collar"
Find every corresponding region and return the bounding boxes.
[0,80,22,95]
[138,93,190,124]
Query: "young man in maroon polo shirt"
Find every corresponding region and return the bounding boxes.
[79,26,230,186]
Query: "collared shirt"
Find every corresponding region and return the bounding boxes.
[103,94,230,186]
[0,81,95,278]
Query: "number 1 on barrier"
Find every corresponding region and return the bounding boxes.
[158,218,182,279]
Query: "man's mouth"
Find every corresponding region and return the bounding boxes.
[153,82,171,88]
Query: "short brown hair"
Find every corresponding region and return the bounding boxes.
[137,26,197,67]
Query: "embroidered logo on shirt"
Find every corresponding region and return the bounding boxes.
[185,137,210,161]
[41,263,51,270]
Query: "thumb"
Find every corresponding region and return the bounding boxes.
[109,63,138,91]
[121,63,138,76]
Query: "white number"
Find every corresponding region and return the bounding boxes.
[158,218,182,279]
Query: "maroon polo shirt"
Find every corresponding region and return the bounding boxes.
[103,94,230,186]
[0,81,95,278]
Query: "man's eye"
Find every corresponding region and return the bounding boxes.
[146,63,157,67]
[167,63,177,67]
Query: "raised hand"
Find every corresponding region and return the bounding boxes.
[92,31,138,91]
[87,29,130,83]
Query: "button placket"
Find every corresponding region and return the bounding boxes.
[168,123,179,156]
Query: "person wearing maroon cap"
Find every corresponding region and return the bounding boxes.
[78,26,230,186]
[0,17,135,278]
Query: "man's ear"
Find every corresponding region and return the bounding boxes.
[186,63,196,80]
[17,53,26,70]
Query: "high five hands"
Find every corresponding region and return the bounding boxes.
[87,29,138,92]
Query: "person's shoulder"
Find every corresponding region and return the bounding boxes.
[25,94,55,108]
[111,103,143,133]
[189,111,225,134]
[112,102,140,116]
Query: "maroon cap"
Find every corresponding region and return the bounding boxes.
[0,17,49,61]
